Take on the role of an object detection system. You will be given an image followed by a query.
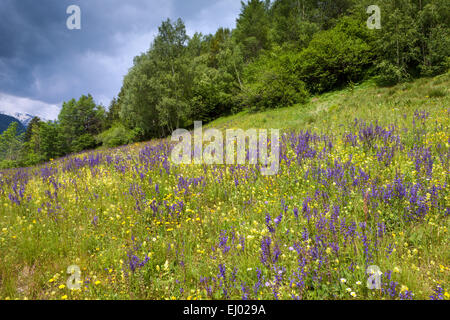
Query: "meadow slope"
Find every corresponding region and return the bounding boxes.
[0,73,449,300]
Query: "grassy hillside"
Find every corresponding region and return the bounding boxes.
[207,74,449,133]
[0,74,448,300]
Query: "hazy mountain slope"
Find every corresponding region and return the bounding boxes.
[0,114,26,134]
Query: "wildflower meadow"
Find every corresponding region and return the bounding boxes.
[0,74,448,301]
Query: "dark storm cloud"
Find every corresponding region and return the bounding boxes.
[0,0,241,119]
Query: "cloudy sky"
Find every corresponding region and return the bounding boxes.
[0,0,242,120]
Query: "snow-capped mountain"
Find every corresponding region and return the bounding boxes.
[0,111,47,127]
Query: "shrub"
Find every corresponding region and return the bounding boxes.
[374,60,410,87]
[242,49,309,111]
[72,134,97,153]
[296,17,376,93]
[97,123,138,148]
[0,159,18,169]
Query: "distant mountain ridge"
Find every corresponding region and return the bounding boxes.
[0,110,49,127]
[0,111,36,127]
[0,111,50,134]
[0,114,26,134]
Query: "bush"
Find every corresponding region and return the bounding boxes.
[97,124,138,148]
[190,64,234,123]
[296,17,376,93]
[22,151,46,167]
[0,159,18,170]
[72,134,97,153]
[374,60,410,87]
[241,49,309,111]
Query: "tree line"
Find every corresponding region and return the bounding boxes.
[1,0,448,169]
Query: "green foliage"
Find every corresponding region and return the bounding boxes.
[105,98,121,129]
[374,1,419,81]
[375,60,410,87]
[58,94,105,153]
[296,16,376,93]
[368,0,450,84]
[114,0,450,142]
[241,48,309,111]
[120,18,243,136]
[417,23,450,77]
[71,134,97,153]
[22,120,45,166]
[269,0,351,48]
[189,55,236,122]
[120,18,193,138]
[0,122,24,169]
[234,0,271,61]
[23,117,41,143]
[97,123,139,148]
[39,122,67,160]
[206,28,232,68]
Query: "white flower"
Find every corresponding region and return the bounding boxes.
[340,278,347,283]
[350,292,356,297]
[356,281,362,285]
